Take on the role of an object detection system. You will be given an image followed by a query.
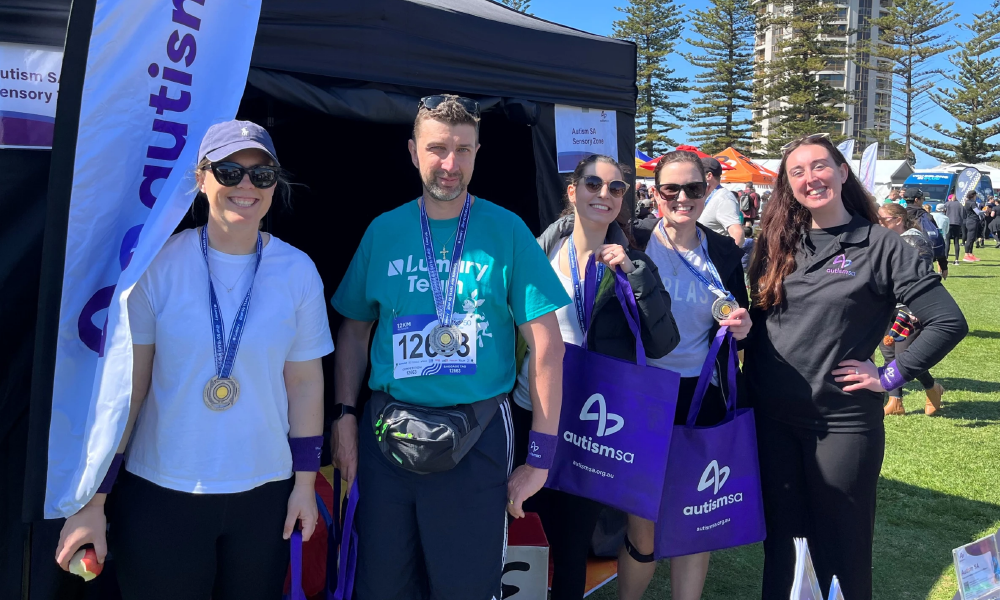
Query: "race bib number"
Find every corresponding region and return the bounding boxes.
[392,314,477,379]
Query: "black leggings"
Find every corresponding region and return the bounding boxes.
[964,222,978,254]
[948,224,963,261]
[879,325,934,397]
[108,470,294,600]
[756,416,885,600]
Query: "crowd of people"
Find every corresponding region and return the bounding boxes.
[54,96,970,600]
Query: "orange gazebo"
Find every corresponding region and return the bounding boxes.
[715,148,777,185]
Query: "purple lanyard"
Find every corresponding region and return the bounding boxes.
[567,234,606,341]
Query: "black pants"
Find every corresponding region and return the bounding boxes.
[948,224,963,261]
[512,403,605,600]
[964,221,978,254]
[879,326,934,397]
[355,399,512,600]
[108,470,293,600]
[756,416,885,600]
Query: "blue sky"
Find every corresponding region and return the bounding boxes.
[528,0,969,168]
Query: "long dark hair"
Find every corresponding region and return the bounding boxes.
[563,154,636,246]
[748,136,879,310]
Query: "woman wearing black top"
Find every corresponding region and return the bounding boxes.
[511,154,680,600]
[746,135,967,600]
[963,191,982,261]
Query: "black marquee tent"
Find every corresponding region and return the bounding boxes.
[0,1,636,596]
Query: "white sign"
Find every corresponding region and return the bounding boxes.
[45,0,262,519]
[0,42,62,148]
[554,104,618,172]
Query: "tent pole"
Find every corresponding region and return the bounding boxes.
[23,0,98,527]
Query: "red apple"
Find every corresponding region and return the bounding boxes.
[68,548,102,581]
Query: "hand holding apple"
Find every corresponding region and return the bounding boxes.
[69,547,103,581]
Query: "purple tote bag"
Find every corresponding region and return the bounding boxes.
[545,265,680,521]
[654,327,766,558]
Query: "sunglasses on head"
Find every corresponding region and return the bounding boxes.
[206,161,279,189]
[781,132,832,155]
[418,95,481,118]
[654,182,708,201]
[581,175,629,198]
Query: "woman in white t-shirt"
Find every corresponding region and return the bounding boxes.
[619,151,752,600]
[55,120,334,600]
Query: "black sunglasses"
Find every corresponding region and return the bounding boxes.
[655,182,708,201]
[418,95,481,118]
[582,175,629,198]
[206,161,279,189]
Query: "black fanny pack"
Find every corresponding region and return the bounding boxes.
[368,391,503,474]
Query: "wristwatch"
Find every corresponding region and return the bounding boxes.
[332,403,357,421]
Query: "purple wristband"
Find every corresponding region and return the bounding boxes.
[289,436,323,472]
[878,360,907,392]
[526,431,558,470]
[97,453,124,494]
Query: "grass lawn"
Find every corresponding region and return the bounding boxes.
[590,245,1000,600]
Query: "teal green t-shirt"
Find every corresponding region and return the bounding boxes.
[331,198,570,407]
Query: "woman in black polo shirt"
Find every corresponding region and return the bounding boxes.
[745,135,967,600]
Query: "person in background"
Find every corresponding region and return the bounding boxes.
[963,191,981,262]
[697,157,745,246]
[759,191,771,218]
[512,154,679,600]
[741,224,755,274]
[746,134,967,600]
[943,193,966,265]
[740,183,761,227]
[903,189,948,280]
[983,202,996,242]
[931,205,951,279]
[877,202,945,416]
[884,187,901,205]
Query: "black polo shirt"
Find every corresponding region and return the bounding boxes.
[745,213,941,432]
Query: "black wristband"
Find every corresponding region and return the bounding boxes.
[333,404,357,421]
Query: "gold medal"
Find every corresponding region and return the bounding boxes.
[203,376,240,411]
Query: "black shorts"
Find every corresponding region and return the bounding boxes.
[355,397,514,600]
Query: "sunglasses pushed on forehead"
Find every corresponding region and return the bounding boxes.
[418,95,481,118]
[780,132,832,155]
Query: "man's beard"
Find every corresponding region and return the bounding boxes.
[424,173,466,202]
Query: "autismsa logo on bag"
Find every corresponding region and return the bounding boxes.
[563,394,634,463]
[683,460,743,516]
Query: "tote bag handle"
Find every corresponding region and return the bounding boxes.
[612,266,647,367]
[332,481,359,600]
[685,326,739,428]
[289,530,306,600]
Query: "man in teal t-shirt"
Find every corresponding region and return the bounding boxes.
[330,95,569,600]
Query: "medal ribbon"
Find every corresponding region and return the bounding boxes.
[658,220,734,301]
[200,226,263,379]
[567,234,606,342]
[418,194,472,328]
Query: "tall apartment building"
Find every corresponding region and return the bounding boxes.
[752,0,893,152]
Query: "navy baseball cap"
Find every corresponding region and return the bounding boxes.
[198,120,279,165]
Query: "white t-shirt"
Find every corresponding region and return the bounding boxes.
[644,228,719,378]
[698,185,742,236]
[513,239,583,411]
[125,228,335,494]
